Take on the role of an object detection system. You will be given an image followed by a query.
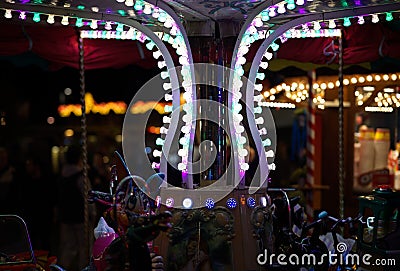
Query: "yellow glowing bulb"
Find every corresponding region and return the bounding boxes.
[366,75,373,82]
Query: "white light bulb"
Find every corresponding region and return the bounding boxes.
[46,14,55,24]
[164,94,173,101]
[164,17,173,28]
[181,125,191,135]
[178,163,187,171]
[236,125,245,134]
[153,150,162,157]
[105,21,112,30]
[357,16,365,25]
[158,61,166,69]
[237,56,246,65]
[264,51,273,60]
[4,9,12,19]
[125,0,134,7]
[161,71,169,79]
[255,117,264,124]
[328,20,336,29]
[254,17,263,27]
[61,16,69,26]
[163,83,172,90]
[372,14,379,23]
[182,198,192,208]
[313,21,321,30]
[160,127,168,134]
[90,20,98,29]
[240,163,249,171]
[163,116,171,124]
[259,128,267,135]
[178,149,188,157]
[254,84,263,92]
[153,50,162,59]
[238,148,248,157]
[143,4,152,14]
[277,5,286,14]
[265,150,275,158]
[254,94,264,102]
[260,62,269,69]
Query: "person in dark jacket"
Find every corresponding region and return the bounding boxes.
[57,145,95,271]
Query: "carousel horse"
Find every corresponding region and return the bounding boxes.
[86,151,172,271]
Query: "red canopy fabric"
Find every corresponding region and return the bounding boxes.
[277,23,400,65]
[0,22,399,70]
[0,23,158,70]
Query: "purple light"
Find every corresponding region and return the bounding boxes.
[298,8,306,14]
[165,197,174,208]
[354,0,361,6]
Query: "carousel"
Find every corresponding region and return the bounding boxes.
[1,0,400,271]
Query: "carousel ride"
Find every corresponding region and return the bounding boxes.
[1,0,400,270]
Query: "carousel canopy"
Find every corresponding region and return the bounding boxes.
[0,0,399,71]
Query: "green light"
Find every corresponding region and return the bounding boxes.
[134,0,144,11]
[146,41,156,50]
[286,0,296,10]
[116,23,124,32]
[75,18,83,27]
[77,5,85,10]
[261,10,269,21]
[341,0,348,7]
[386,12,393,22]
[118,10,126,16]
[270,42,279,51]
[33,13,40,22]
[343,17,351,27]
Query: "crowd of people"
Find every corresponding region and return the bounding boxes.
[0,144,111,270]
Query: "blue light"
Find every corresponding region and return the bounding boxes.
[226,198,237,209]
[205,198,215,209]
[247,197,256,208]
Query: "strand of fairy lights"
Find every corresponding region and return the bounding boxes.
[265,73,399,110]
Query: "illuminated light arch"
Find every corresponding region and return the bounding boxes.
[132,0,197,187]
[230,1,400,184]
[228,0,314,185]
[0,1,183,182]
